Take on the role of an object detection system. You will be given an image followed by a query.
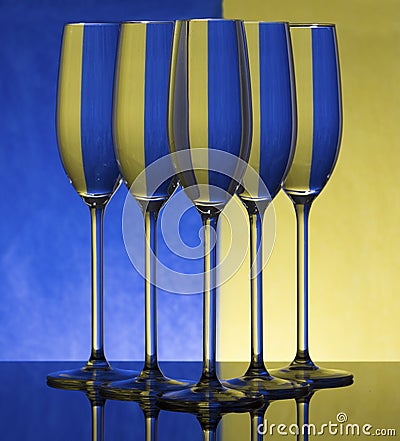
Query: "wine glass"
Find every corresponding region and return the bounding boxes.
[157,19,262,412]
[270,24,353,387]
[47,23,136,387]
[222,21,308,399]
[100,21,189,400]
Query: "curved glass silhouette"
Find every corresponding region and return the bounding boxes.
[100,21,189,399]
[223,21,308,400]
[47,22,135,387]
[158,19,262,412]
[270,24,353,387]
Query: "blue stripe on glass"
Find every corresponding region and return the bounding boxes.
[144,22,175,198]
[309,27,341,192]
[207,20,242,193]
[80,24,120,195]
[259,23,295,199]
[169,22,199,201]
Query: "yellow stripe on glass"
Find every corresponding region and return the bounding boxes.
[284,27,314,193]
[113,23,146,196]
[56,24,87,195]
[242,22,261,199]
[188,21,209,203]
[168,21,182,155]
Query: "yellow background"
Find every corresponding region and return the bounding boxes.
[218,0,400,362]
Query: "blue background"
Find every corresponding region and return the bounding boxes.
[0,0,222,360]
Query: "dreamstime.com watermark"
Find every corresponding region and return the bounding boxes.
[258,412,397,437]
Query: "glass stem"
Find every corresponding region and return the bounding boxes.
[145,415,158,441]
[200,213,219,382]
[292,202,313,366]
[202,429,217,441]
[88,205,109,368]
[247,208,267,374]
[143,207,162,372]
[296,396,310,441]
[251,410,266,441]
[91,401,104,441]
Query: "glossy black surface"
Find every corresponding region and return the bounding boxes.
[1,362,399,440]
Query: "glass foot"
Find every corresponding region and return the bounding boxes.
[269,363,353,389]
[157,377,263,413]
[47,363,137,390]
[223,367,309,399]
[100,368,191,400]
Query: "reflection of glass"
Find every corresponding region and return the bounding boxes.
[102,385,160,441]
[159,403,250,441]
[197,409,231,441]
[84,387,105,441]
[14,361,400,439]
[100,21,188,399]
[223,21,306,400]
[47,23,135,387]
[270,24,353,387]
[138,399,159,441]
[158,19,262,411]
[47,380,105,441]
[295,382,352,441]
[249,382,353,441]
[250,401,270,441]
[296,392,312,441]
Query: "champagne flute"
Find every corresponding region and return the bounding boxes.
[100,21,189,400]
[223,21,307,399]
[270,24,353,387]
[47,23,135,387]
[157,19,262,411]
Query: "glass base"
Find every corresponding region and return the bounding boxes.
[100,368,191,400]
[223,367,309,399]
[157,377,264,413]
[47,363,137,390]
[269,362,354,389]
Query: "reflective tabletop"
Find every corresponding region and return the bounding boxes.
[1,362,398,440]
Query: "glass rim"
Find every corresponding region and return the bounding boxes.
[63,22,119,27]
[121,20,175,25]
[178,18,243,23]
[243,21,289,25]
[289,22,336,28]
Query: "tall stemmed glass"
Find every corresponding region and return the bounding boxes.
[157,19,262,411]
[223,21,307,399]
[270,24,353,387]
[47,23,135,387]
[100,21,188,400]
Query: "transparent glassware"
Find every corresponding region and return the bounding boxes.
[269,24,353,387]
[250,400,270,441]
[101,382,161,441]
[157,19,262,412]
[47,23,136,388]
[47,381,106,441]
[294,375,353,441]
[158,397,255,441]
[222,21,308,400]
[99,21,189,400]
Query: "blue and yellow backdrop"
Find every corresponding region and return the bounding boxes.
[0,0,398,363]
